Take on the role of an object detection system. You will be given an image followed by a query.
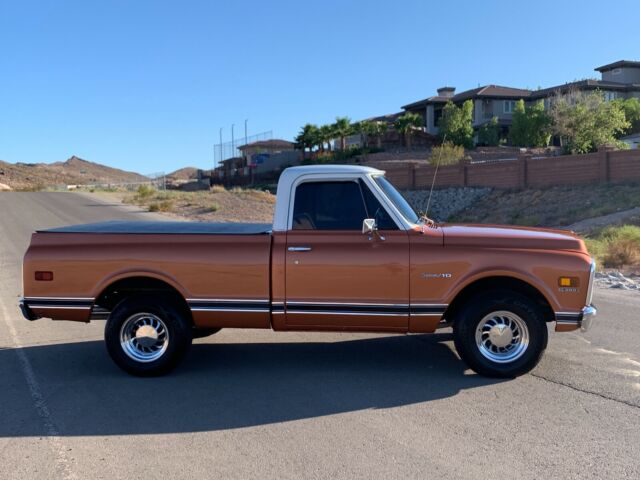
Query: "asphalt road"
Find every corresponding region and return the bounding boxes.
[0,192,639,480]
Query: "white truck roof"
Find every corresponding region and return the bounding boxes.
[272,164,413,232]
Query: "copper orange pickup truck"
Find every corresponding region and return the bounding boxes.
[20,165,596,377]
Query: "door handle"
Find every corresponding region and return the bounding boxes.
[288,246,312,252]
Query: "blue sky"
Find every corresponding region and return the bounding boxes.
[0,0,638,174]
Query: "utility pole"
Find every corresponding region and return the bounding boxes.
[219,127,223,169]
[244,119,248,147]
[231,124,235,158]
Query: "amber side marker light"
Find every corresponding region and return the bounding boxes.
[558,276,579,287]
[35,271,54,281]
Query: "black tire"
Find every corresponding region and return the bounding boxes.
[105,295,193,376]
[192,327,222,339]
[452,291,548,378]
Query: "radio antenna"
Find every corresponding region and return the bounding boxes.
[424,134,446,219]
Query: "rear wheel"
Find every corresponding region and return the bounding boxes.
[105,295,193,376]
[452,291,548,378]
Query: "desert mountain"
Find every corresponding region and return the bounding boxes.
[167,167,200,181]
[0,156,148,190]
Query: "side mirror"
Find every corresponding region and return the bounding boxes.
[362,218,377,235]
[362,218,385,241]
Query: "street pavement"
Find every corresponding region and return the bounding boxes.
[0,192,638,480]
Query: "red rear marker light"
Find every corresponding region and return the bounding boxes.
[35,271,54,281]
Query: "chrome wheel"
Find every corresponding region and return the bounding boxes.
[119,313,169,363]
[475,310,529,364]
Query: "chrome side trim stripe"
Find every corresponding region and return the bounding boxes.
[286,301,410,307]
[186,299,449,316]
[23,296,94,301]
[285,311,407,317]
[555,311,583,324]
[284,302,447,316]
[28,305,92,310]
[191,308,270,313]
[24,298,94,309]
[187,299,270,314]
[186,298,269,303]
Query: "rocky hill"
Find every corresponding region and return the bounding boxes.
[0,156,148,190]
[167,167,200,181]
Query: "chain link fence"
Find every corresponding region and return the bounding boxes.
[214,130,273,167]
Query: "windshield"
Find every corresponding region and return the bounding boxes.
[373,175,420,224]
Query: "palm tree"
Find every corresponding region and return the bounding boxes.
[360,120,388,149]
[319,124,335,152]
[394,113,423,149]
[294,124,320,157]
[333,116,353,151]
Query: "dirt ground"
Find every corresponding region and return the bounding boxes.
[88,187,276,223]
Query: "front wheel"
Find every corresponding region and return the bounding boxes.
[105,295,193,376]
[452,291,548,378]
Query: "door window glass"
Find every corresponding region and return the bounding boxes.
[292,181,367,230]
[359,180,398,230]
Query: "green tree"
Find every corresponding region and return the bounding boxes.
[478,116,501,146]
[294,124,320,156]
[333,116,353,150]
[394,112,423,148]
[509,99,551,147]
[438,100,474,148]
[614,97,640,135]
[550,91,630,153]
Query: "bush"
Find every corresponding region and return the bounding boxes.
[429,142,466,165]
[478,117,501,146]
[586,225,640,268]
[148,200,173,212]
[135,184,156,200]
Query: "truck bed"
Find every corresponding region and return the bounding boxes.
[24,220,273,327]
[39,220,272,235]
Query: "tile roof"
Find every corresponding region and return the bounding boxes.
[595,60,640,72]
[402,85,531,110]
[528,79,638,99]
[238,139,294,150]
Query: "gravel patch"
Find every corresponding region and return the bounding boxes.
[402,187,492,222]
[595,271,640,291]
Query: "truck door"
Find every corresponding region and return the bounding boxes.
[284,179,410,331]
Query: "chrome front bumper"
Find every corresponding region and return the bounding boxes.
[581,304,597,332]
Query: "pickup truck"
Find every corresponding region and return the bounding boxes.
[20,165,596,377]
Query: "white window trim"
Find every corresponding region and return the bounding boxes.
[611,67,622,75]
[503,100,516,114]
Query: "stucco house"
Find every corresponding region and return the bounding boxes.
[402,60,640,136]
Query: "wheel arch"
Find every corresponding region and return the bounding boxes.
[444,275,555,324]
[94,275,193,325]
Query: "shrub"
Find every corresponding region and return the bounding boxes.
[478,116,501,146]
[603,239,640,268]
[148,200,173,212]
[586,225,640,268]
[210,184,226,193]
[429,142,466,165]
[135,184,156,200]
[209,202,220,212]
